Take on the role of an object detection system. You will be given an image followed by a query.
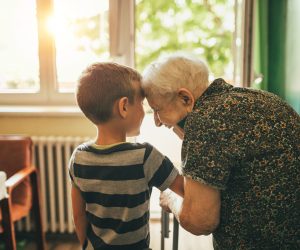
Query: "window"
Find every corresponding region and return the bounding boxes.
[135,0,235,81]
[0,0,39,93]
[52,0,110,92]
[0,0,122,106]
[0,0,245,107]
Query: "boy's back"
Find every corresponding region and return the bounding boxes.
[69,141,178,250]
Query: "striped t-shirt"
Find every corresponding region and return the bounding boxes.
[69,141,179,250]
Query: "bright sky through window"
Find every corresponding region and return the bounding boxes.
[52,0,109,92]
[0,0,39,92]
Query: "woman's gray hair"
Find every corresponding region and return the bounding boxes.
[142,54,209,100]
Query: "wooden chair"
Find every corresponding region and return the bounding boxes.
[0,135,46,250]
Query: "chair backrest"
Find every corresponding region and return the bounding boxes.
[0,135,32,207]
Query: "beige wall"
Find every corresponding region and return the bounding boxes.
[0,115,95,138]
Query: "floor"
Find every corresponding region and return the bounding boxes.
[23,221,213,250]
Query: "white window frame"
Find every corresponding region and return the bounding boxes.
[233,0,255,87]
[0,0,135,107]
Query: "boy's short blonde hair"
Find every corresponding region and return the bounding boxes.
[76,62,142,124]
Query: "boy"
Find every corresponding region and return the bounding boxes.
[69,62,183,250]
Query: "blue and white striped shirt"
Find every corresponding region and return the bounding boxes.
[69,142,178,250]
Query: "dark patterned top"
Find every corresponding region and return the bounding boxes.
[181,78,300,250]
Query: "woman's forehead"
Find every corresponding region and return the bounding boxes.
[146,96,158,107]
[146,95,172,109]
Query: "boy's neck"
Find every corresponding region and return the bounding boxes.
[95,122,126,146]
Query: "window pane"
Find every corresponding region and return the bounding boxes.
[0,0,39,92]
[136,0,235,81]
[52,0,110,92]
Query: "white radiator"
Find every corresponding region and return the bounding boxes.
[16,136,90,233]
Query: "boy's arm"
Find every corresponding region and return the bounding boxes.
[172,125,184,140]
[71,185,87,245]
[168,174,184,197]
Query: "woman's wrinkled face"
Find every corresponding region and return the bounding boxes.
[146,95,188,128]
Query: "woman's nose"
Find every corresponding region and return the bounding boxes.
[154,112,162,127]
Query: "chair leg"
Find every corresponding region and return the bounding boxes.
[30,171,46,250]
[1,198,17,250]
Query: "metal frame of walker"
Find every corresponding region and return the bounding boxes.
[161,210,179,250]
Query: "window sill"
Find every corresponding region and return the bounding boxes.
[0,105,83,117]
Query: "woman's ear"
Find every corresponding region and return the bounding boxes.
[177,88,195,112]
[118,97,129,119]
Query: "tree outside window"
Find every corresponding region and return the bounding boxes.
[135,0,235,79]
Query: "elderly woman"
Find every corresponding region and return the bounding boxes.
[142,55,300,249]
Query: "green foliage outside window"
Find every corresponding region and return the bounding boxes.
[135,0,234,78]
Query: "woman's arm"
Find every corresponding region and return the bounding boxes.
[71,185,88,245]
[160,176,220,235]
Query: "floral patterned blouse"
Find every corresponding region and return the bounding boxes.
[181,78,300,249]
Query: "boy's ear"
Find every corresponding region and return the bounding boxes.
[118,97,129,119]
[177,88,195,111]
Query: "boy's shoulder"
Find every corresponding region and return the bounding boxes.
[71,141,161,166]
[74,141,156,154]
